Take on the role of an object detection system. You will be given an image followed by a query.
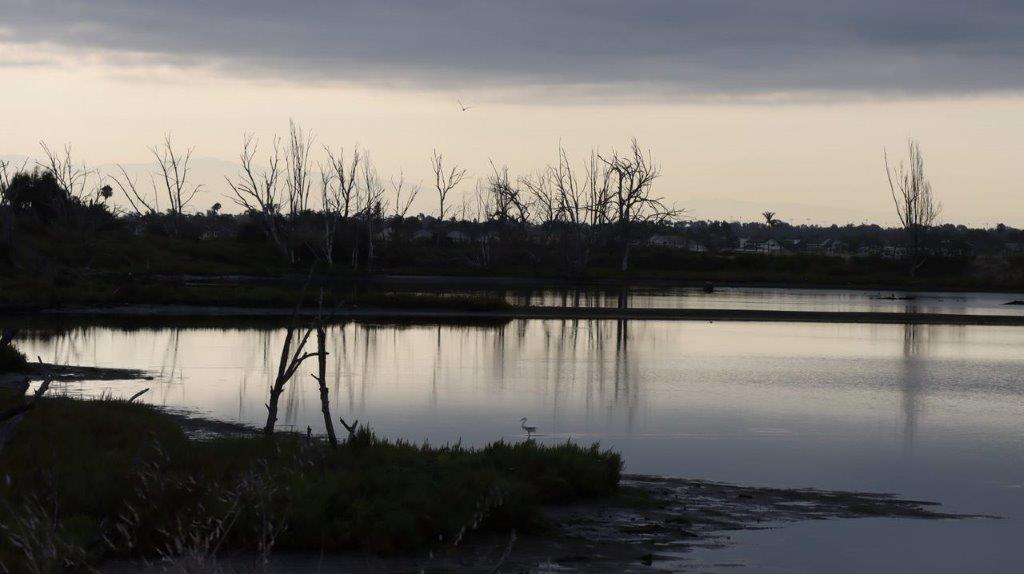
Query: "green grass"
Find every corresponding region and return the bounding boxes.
[0,397,621,570]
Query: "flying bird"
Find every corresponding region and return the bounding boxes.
[457,99,473,112]
[520,417,537,438]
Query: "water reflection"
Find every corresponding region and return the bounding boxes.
[7,316,1024,572]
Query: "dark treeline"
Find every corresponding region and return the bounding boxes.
[2,131,1023,289]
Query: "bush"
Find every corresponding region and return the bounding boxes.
[0,343,27,372]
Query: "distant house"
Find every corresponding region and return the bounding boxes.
[858,245,884,257]
[808,238,847,256]
[374,227,394,241]
[412,229,433,241]
[648,234,688,249]
[882,246,907,260]
[737,237,786,255]
[688,242,708,253]
[760,239,786,255]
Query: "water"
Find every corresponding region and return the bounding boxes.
[443,284,1024,316]
[12,312,1024,572]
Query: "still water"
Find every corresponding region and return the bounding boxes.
[14,318,1024,573]
[447,284,1024,316]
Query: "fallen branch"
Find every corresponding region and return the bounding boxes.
[338,417,359,438]
[0,356,53,451]
[128,388,150,403]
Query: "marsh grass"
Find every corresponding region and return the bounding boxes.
[0,277,511,312]
[0,344,27,373]
[0,397,620,571]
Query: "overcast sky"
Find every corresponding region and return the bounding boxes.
[2,0,1023,224]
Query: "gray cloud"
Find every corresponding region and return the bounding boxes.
[2,0,1023,95]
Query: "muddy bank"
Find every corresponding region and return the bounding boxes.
[106,474,986,573]
[0,363,152,391]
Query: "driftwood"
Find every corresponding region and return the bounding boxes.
[127,388,150,403]
[339,417,359,439]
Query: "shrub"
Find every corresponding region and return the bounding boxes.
[0,343,27,373]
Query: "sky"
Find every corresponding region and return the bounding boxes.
[1,0,1023,226]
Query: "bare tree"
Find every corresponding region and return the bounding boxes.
[225,134,290,259]
[521,170,558,228]
[487,162,530,225]
[38,143,105,208]
[284,120,314,216]
[390,172,420,219]
[323,146,361,219]
[264,318,318,435]
[151,134,203,219]
[317,165,340,266]
[310,297,337,447]
[360,157,387,272]
[111,164,158,216]
[885,139,940,276]
[600,139,679,271]
[431,150,467,221]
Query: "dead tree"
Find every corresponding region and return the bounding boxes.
[264,319,318,435]
[151,135,204,227]
[359,159,387,272]
[601,139,679,271]
[487,162,530,226]
[225,134,291,260]
[431,150,467,221]
[111,164,158,216]
[317,168,340,266]
[38,143,104,208]
[885,139,941,276]
[310,319,337,447]
[323,146,362,269]
[390,172,420,219]
[284,120,314,216]
[323,146,361,219]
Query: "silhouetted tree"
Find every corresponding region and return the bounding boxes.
[885,139,940,276]
[431,150,467,221]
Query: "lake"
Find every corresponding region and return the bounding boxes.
[10,290,1024,572]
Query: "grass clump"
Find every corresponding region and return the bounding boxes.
[0,344,27,373]
[0,397,620,570]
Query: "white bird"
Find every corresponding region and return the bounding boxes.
[457,99,473,112]
[520,417,537,438]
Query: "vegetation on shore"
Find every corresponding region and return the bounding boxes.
[0,346,26,373]
[5,134,1024,305]
[0,276,512,312]
[0,397,621,571]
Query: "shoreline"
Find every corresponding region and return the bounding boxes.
[17,303,1024,326]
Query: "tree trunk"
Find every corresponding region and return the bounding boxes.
[314,325,338,447]
[263,384,284,434]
